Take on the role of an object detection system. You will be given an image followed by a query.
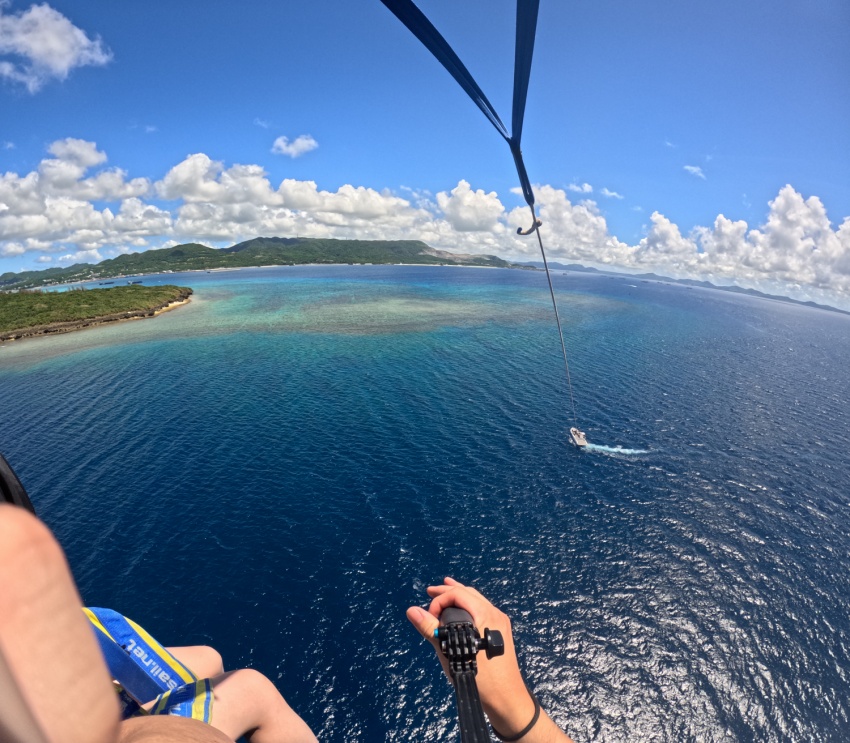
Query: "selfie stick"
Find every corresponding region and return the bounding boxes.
[436,607,505,743]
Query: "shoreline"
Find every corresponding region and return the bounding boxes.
[0,290,192,344]
[55,261,516,288]
[153,296,192,316]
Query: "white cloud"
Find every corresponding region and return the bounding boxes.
[684,165,706,180]
[58,248,102,264]
[155,152,423,242]
[254,118,270,129]
[635,212,695,261]
[0,1,112,92]
[1,241,24,256]
[48,137,105,167]
[2,140,849,308]
[621,186,850,301]
[567,182,593,194]
[2,140,14,149]
[271,134,318,158]
[511,185,850,305]
[665,139,677,148]
[0,139,157,253]
[436,180,504,232]
[600,188,624,199]
[34,138,149,201]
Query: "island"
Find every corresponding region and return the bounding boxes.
[0,238,514,292]
[0,285,192,343]
[2,236,844,317]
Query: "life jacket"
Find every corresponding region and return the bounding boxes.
[84,607,213,722]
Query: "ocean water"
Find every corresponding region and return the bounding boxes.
[1,265,849,742]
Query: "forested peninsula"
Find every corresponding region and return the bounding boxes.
[0,237,514,292]
[0,285,192,342]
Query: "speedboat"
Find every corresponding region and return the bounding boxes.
[569,427,588,447]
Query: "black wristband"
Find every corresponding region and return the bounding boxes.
[491,694,541,742]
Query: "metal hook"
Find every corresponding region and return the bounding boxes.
[517,218,542,236]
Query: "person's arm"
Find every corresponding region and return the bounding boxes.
[406,577,573,743]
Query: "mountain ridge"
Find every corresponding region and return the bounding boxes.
[0,238,512,291]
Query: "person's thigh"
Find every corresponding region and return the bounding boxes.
[118,715,233,743]
[165,645,224,678]
[208,668,317,743]
[0,505,120,743]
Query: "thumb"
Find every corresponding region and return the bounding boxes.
[406,605,439,640]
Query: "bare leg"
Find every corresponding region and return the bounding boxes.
[118,716,232,743]
[0,504,120,743]
[165,645,225,678]
[159,642,316,741]
[0,505,317,743]
[208,668,318,743]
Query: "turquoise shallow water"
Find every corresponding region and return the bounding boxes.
[2,265,849,741]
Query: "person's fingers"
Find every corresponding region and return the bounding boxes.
[406,605,439,640]
[425,577,465,598]
[427,588,483,619]
[426,584,451,597]
[407,605,452,681]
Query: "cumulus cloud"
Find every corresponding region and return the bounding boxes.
[635,212,695,261]
[155,152,424,242]
[436,180,504,232]
[0,1,112,92]
[684,165,706,180]
[0,138,156,254]
[58,248,102,264]
[2,139,849,309]
[1,241,24,256]
[567,182,593,194]
[271,134,318,158]
[626,187,850,301]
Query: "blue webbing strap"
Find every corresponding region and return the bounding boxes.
[512,0,540,206]
[86,610,166,704]
[512,0,540,147]
[85,608,213,722]
[378,0,540,207]
[378,0,509,141]
[150,679,213,721]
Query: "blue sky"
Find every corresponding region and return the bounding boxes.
[1,0,849,306]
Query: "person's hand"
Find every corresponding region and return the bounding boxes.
[406,577,535,737]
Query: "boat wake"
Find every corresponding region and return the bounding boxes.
[585,443,650,455]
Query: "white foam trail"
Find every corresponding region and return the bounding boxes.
[585,443,650,455]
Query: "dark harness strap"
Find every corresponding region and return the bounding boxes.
[378,0,541,208]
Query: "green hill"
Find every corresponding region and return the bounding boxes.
[0,238,513,291]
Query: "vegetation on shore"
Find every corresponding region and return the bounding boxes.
[0,237,514,291]
[0,285,192,339]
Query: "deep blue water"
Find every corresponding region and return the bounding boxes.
[2,265,849,742]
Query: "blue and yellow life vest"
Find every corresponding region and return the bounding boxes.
[84,607,213,722]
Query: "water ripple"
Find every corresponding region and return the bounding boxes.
[1,266,849,740]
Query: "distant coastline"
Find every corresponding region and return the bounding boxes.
[519,260,850,317]
[0,238,515,293]
[1,235,845,316]
[0,286,192,343]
